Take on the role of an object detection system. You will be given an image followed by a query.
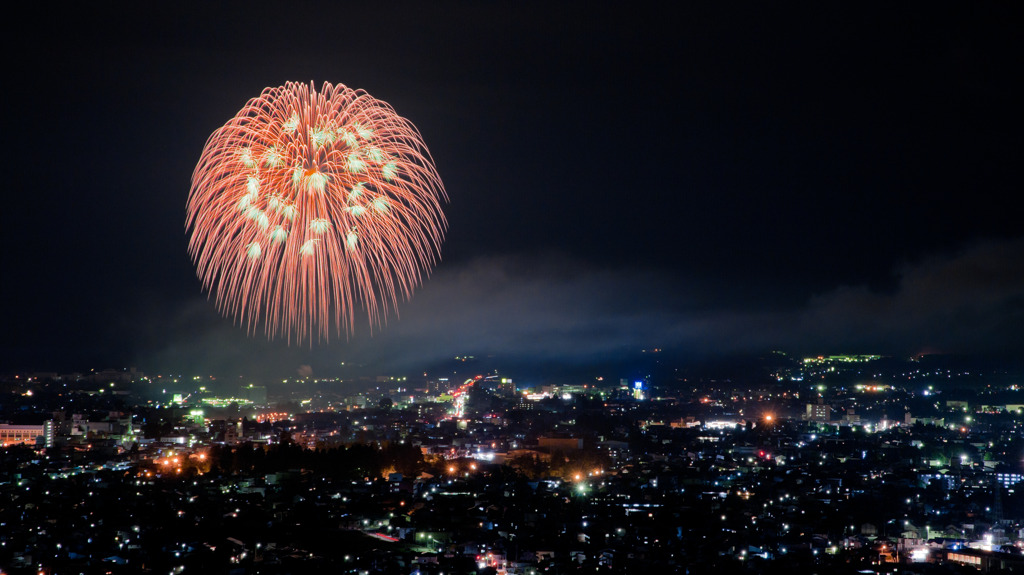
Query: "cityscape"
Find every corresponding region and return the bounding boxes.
[4,353,1024,573]
[3,3,1021,575]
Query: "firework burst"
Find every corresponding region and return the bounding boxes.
[187,81,447,343]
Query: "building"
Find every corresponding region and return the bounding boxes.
[805,399,831,423]
[538,436,583,451]
[0,424,45,447]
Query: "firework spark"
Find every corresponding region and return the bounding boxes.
[187,81,447,343]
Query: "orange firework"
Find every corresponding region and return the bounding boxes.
[186,81,447,343]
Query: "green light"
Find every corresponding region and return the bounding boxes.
[346,231,358,251]
[310,218,331,235]
[310,127,334,147]
[354,123,373,140]
[282,113,299,134]
[246,242,261,259]
[239,147,254,167]
[382,162,398,181]
[246,176,260,197]
[348,182,365,201]
[339,129,358,148]
[307,172,328,193]
[347,153,365,173]
[263,147,283,168]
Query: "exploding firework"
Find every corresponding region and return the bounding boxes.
[187,81,447,343]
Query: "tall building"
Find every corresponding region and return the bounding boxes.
[632,380,646,401]
[44,420,55,448]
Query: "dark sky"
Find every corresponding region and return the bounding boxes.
[2,3,1021,378]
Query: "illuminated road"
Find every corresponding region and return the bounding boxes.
[449,377,478,418]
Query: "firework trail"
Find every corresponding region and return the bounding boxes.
[187,81,447,343]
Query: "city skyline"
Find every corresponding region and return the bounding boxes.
[5,350,1024,573]
[2,4,1021,377]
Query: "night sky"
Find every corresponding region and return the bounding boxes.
[2,3,1021,378]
